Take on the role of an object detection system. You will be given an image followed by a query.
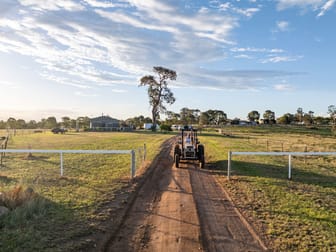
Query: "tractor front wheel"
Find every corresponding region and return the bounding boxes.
[199,154,205,168]
[198,145,205,168]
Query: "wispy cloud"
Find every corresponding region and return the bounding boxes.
[276,0,336,17]
[276,20,290,31]
[234,54,254,59]
[111,89,127,93]
[231,47,285,53]
[274,83,294,91]
[177,68,300,91]
[230,47,301,64]
[0,0,305,94]
[0,0,241,91]
[82,0,124,8]
[317,0,336,17]
[219,2,261,17]
[18,0,84,11]
[261,55,303,63]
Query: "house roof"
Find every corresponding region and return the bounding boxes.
[90,115,120,123]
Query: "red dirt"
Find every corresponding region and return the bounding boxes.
[104,137,267,252]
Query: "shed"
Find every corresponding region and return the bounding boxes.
[90,116,120,131]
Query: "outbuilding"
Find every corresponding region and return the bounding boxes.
[90,115,120,131]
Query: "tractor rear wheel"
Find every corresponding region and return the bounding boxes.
[174,145,181,162]
[175,154,180,168]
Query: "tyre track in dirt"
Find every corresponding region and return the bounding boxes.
[189,164,267,251]
[104,137,202,252]
[105,137,267,252]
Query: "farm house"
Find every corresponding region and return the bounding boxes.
[89,115,120,131]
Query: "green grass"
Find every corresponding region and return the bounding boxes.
[1,127,335,251]
[200,126,336,251]
[0,131,171,251]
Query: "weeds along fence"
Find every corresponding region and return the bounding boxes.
[0,144,147,179]
[227,151,336,180]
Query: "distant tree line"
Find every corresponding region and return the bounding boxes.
[277,107,331,125]
[160,106,336,127]
[1,105,336,130]
[125,115,152,129]
[0,116,91,130]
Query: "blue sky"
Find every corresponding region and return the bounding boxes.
[0,0,335,121]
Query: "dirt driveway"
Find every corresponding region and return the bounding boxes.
[104,137,267,252]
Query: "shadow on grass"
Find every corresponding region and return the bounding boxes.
[1,154,60,167]
[200,132,249,139]
[202,160,336,231]
[131,130,177,136]
[204,159,336,188]
[0,175,17,185]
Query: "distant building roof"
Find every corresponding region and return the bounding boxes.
[90,116,119,123]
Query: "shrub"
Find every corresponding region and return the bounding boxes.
[0,185,36,210]
[160,124,172,131]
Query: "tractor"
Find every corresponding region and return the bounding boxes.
[174,126,205,168]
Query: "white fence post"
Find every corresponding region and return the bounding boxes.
[0,149,134,178]
[228,151,232,180]
[131,150,136,178]
[143,143,147,161]
[60,152,64,176]
[228,151,336,180]
[288,154,292,180]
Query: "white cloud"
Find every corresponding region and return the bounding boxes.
[277,21,290,31]
[235,7,260,17]
[177,68,298,90]
[198,7,209,14]
[122,0,174,13]
[277,0,324,10]
[261,55,303,63]
[82,0,121,8]
[111,89,127,93]
[0,0,302,94]
[317,0,336,16]
[219,3,231,11]
[234,54,253,59]
[274,84,294,91]
[18,0,84,11]
[94,9,178,34]
[231,47,285,53]
[219,2,260,17]
[277,0,336,17]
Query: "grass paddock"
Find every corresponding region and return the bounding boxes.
[1,127,335,251]
[0,131,171,251]
[202,126,336,251]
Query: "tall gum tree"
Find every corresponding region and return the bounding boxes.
[139,66,176,130]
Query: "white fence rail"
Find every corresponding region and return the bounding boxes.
[227,151,336,180]
[0,148,142,178]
